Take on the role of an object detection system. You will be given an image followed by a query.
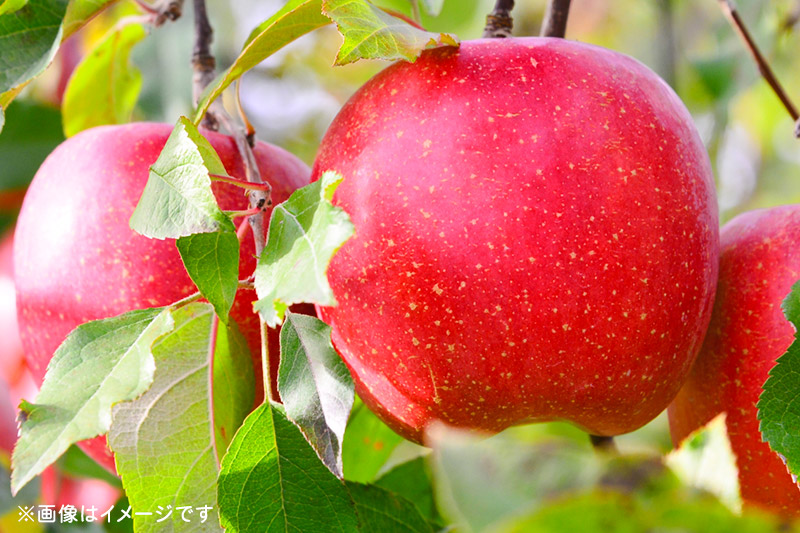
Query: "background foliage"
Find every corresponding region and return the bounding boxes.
[2,0,800,531]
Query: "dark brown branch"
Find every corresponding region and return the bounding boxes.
[482,0,514,38]
[540,0,572,38]
[718,0,800,137]
[589,434,618,454]
[193,0,217,130]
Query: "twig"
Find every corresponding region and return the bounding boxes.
[410,0,422,25]
[192,0,217,130]
[540,0,572,38]
[718,0,800,137]
[134,0,183,27]
[482,0,514,38]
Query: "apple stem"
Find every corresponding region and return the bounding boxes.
[540,0,572,38]
[210,173,271,192]
[589,434,618,454]
[482,0,514,38]
[717,0,800,137]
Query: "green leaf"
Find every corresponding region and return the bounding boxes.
[254,171,354,327]
[375,457,438,524]
[0,100,64,192]
[56,444,123,488]
[342,397,404,483]
[419,0,443,17]
[430,426,602,532]
[129,117,235,239]
[176,231,240,323]
[665,413,740,513]
[11,308,174,495]
[63,0,117,38]
[0,0,27,16]
[212,317,256,456]
[278,312,354,477]
[758,280,800,482]
[322,0,458,66]
[109,304,252,533]
[62,22,145,137]
[0,0,68,95]
[193,0,329,124]
[217,402,359,532]
[347,481,434,533]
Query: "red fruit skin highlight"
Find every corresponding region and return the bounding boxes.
[314,38,719,442]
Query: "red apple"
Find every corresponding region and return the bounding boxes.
[14,122,310,471]
[0,231,27,388]
[669,205,800,516]
[313,38,718,442]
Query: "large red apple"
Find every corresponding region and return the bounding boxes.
[14,122,310,471]
[669,205,800,516]
[313,38,718,442]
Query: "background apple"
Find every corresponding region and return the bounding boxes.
[669,205,800,516]
[313,37,718,443]
[14,122,311,471]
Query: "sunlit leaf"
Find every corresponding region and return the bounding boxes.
[62,22,145,137]
[11,308,173,494]
[322,0,458,65]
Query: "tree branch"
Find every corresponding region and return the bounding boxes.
[482,0,514,38]
[540,0,572,38]
[718,0,800,136]
[192,0,217,130]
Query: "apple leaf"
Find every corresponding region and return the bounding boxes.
[665,413,741,513]
[419,0,444,17]
[193,0,329,125]
[322,0,459,66]
[109,304,252,533]
[62,0,118,38]
[374,457,439,524]
[0,0,67,95]
[342,397,404,483]
[758,280,800,482]
[254,171,354,327]
[11,307,174,495]
[217,402,359,532]
[56,444,123,488]
[278,312,354,477]
[176,231,240,323]
[62,22,145,137]
[130,117,235,239]
[346,481,435,533]
[0,101,64,192]
[0,0,27,16]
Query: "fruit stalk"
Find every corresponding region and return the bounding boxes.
[482,0,515,38]
[540,0,572,38]
[717,0,800,136]
[589,435,618,454]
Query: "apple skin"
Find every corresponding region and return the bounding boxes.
[14,123,310,471]
[313,38,718,442]
[669,205,800,516]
